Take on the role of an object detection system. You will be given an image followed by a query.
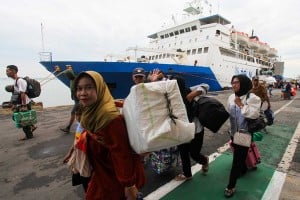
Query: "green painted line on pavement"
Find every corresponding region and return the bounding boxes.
[160,154,274,200]
[160,124,295,200]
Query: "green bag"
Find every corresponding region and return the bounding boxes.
[13,110,37,128]
[253,132,263,141]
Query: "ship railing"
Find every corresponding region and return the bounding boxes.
[126,46,188,64]
[39,52,52,62]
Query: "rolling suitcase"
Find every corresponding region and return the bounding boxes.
[245,142,261,169]
[229,140,261,169]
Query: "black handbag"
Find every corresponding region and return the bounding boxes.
[193,96,229,133]
[246,114,266,133]
[245,93,266,133]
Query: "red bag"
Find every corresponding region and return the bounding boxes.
[246,142,261,169]
[229,140,261,169]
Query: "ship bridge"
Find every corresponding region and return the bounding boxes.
[147,14,230,39]
[199,14,230,26]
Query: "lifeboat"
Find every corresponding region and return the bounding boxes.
[268,48,278,57]
[231,31,249,45]
[257,42,270,54]
[248,38,260,50]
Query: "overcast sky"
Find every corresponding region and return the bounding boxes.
[1,0,300,79]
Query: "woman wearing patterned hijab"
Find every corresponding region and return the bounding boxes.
[74,71,145,200]
[224,74,261,198]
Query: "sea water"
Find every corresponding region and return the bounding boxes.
[0,77,73,108]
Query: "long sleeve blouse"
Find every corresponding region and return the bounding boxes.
[85,115,145,200]
[227,93,261,136]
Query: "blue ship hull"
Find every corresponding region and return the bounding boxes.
[40,61,222,99]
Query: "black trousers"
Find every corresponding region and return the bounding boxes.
[227,143,249,189]
[177,130,207,177]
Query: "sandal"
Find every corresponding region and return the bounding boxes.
[175,173,192,181]
[224,188,235,198]
[31,125,37,132]
[60,127,70,133]
[19,137,27,141]
[201,156,209,173]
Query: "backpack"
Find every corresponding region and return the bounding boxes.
[16,77,41,98]
[264,108,274,126]
[193,96,229,133]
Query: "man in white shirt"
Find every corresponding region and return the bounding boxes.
[6,65,36,140]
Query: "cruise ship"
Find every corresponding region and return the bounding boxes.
[39,0,284,99]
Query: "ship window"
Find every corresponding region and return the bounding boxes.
[169,32,174,37]
[155,55,158,59]
[185,27,191,32]
[167,53,170,58]
[203,47,209,53]
[159,54,162,59]
[191,26,197,31]
[192,49,197,55]
[187,50,191,55]
[180,29,185,34]
[216,30,220,36]
[174,30,179,35]
[160,35,164,39]
[165,34,169,38]
[163,54,166,58]
[197,48,202,54]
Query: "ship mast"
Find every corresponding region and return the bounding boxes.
[40,23,45,52]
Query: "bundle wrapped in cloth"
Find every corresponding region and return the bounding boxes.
[123,80,195,154]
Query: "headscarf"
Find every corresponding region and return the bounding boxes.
[74,71,119,133]
[231,74,253,97]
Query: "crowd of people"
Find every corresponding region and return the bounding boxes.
[5,64,297,199]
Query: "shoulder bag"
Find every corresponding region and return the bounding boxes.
[233,106,252,147]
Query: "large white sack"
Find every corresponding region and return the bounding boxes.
[123,80,195,154]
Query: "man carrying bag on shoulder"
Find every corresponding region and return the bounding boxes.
[6,65,36,140]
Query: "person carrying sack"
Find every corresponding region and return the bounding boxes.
[6,65,37,140]
[224,74,261,198]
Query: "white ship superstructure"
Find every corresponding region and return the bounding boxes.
[39,0,283,99]
[128,0,282,88]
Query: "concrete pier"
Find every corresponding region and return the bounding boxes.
[0,88,299,200]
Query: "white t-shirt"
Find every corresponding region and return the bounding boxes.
[14,78,31,105]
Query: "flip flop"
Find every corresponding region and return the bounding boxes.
[31,125,37,132]
[175,173,192,181]
[224,188,236,198]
